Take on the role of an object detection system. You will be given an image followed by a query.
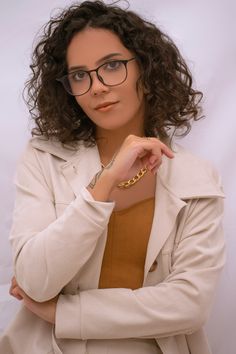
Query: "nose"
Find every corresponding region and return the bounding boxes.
[89,71,109,96]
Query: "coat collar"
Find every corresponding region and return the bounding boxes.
[30,137,224,200]
[157,142,224,199]
[30,137,224,279]
[30,136,82,161]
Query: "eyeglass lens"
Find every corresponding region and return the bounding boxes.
[67,60,127,96]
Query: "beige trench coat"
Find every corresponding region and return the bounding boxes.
[0,137,225,354]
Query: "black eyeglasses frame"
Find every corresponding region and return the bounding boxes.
[56,57,136,96]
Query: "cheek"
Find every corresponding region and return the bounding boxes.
[125,74,143,100]
[75,97,90,114]
[75,97,83,108]
[124,84,144,109]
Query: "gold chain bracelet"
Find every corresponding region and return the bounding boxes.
[117,167,148,189]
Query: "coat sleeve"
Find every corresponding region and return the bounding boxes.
[10,144,115,302]
[55,196,225,340]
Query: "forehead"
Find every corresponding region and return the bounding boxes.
[66,27,132,67]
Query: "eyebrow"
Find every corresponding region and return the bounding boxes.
[68,52,123,72]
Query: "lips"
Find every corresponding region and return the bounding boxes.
[95,101,118,110]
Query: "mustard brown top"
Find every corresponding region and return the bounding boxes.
[99,197,155,290]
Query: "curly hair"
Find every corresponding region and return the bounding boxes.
[25,0,203,146]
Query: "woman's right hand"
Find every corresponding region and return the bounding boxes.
[87,135,174,202]
[104,134,174,185]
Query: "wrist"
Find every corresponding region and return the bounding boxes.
[101,167,119,188]
[87,168,117,202]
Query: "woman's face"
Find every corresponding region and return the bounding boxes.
[66,27,146,134]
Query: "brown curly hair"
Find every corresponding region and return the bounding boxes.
[25,0,203,146]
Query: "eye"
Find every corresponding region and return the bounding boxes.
[104,60,122,71]
[70,71,87,82]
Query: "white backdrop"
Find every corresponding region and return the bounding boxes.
[0,1,235,353]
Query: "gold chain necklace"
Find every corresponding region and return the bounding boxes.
[117,167,148,188]
[101,163,148,189]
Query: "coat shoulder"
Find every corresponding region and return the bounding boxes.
[159,143,224,199]
[22,136,83,162]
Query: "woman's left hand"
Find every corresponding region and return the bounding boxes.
[9,276,58,324]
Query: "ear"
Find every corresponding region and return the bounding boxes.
[143,86,150,95]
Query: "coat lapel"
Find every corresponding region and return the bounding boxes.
[31,137,102,197]
[143,171,187,280]
[60,144,102,197]
[143,143,224,280]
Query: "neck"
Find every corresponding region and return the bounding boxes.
[96,124,145,166]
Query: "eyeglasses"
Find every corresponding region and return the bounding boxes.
[56,57,136,96]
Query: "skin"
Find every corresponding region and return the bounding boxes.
[67,27,146,164]
[10,27,174,323]
[9,276,57,324]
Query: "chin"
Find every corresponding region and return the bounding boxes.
[97,124,125,131]
[93,118,126,130]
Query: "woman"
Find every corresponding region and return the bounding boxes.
[0,1,225,353]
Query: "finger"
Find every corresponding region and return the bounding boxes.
[149,154,159,165]
[140,150,161,171]
[9,276,19,292]
[140,152,152,167]
[9,286,15,296]
[142,137,174,159]
[11,276,17,284]
[160,143,174,159]
[11,287,23,300]
[150,157,162,174]
[10,277,18,290]
[10,276,18,288]
[9,283,18,296]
